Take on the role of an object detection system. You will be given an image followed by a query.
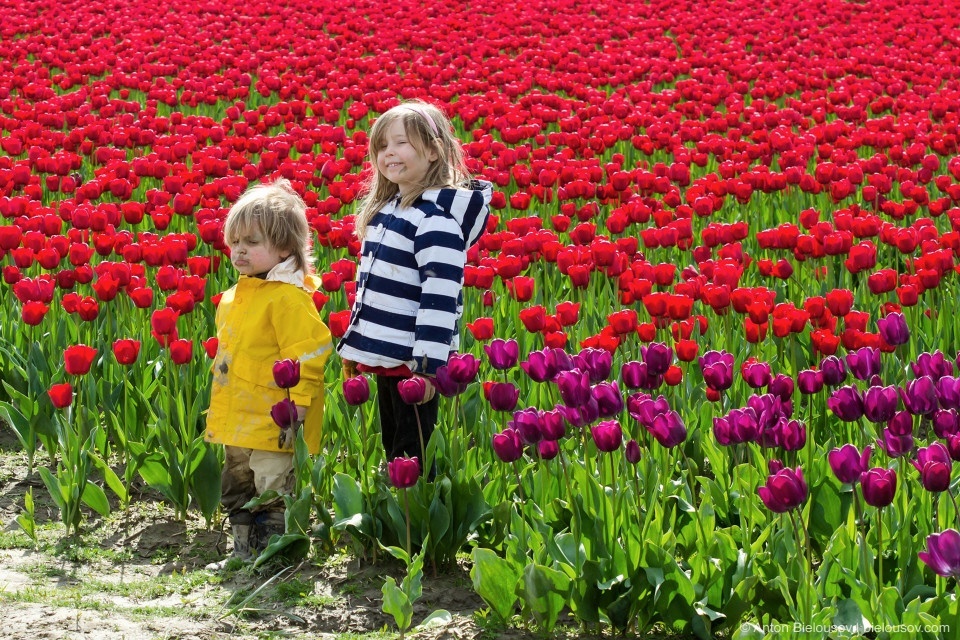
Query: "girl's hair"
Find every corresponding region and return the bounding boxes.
[354,100,471,238]
[223,179,313,273]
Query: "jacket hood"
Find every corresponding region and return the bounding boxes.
[419,179,492,248]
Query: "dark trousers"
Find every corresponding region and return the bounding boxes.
[376,375,439,467]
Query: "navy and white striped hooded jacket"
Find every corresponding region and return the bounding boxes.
[337,180,492,376]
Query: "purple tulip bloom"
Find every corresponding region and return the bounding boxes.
[520,348,560,383]
[484,338,519,370]
[647,410,687,448]
[625,439,642,464]
[446,353,481,385]
[537,439,559,460]
[629,394,671,429]
[434,364,467,397]
[912,442,953,492]
[877,312,909,347]
[487,381,520,412]
[936,376,960,410]
[934,409,960,438]
[640,342,673,377]
[509,407,542,444]
[912,351,953,380]
[576,348,613,383]
[557,397,600,428]
[862,385,899,424]
[592,381,624,418]
[948,434,960,462]
[919,529,960,578]
[819,356,848,387]
[398,377,428,404]
[887,410,914,435]
[591,420,624,452]
[699,350,735,392]
[491,428,523,462]
[272,358,301,389]
[846,347,881,381]
[769,374,795,401]
[797,369,824,395]
[540,408,566,440]
[387,456,420,488]
[828,444,872,484]
[621,361,663,390]
[758,466,808,513]
[828,386,865,422]
[556,368,592,407]
[742,360,772,389]
[270,398,298,429]
[776,418,807,451]
[342,375,370,405]
[901,376,939,416]
[860,467,897,507]
[877,427,914,458]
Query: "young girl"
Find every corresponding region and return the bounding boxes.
[338,100,491,471]
[206,179,332,563]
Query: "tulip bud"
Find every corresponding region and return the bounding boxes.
[272,358,301,389]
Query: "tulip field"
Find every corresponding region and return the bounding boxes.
[5,0,960,637]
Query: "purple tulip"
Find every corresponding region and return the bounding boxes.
[912,442,953,492]
[797,369,824,395]
[828,444,872,484]
[625,439,642,464]
[491,428,524,462]
[934,409,960,438]
[487,381,520,412]
[757,466,808,513]
[919,529,960,578]
[591,420,624,452]
[434,364,467,397]
[741,360,772,389]
[647,410,687,448]
[887,410,914,435]
[520,348,560,383]
[550,348,577,374]
[592,381,624,418]
[398,377,427,404]
[272,358,300,389]
[270,398,298,428]
[557,397,600,428]
[484,338,519,370]
[846,347,881,381]
[713,414,736,446]
[901,376,939,416]
[342,375,370,405]
[768,374,794,401]
[629,394,671,429]
[539,408,566,440]
[948,434,960,462]
[877,312,909,347]
[576,348,613,383]
[775,418,806,452]
[912,351,953,380]
[447,353,481,384]
[537,439,559,460]
[699,350,735,392]
[862,385,899,423]
[936,375,960,410]
[819,355,847,387]
[387,456,420,488]
[509,407,542,444]
[556,368,592,407]
[877,427,914,458]
[640,342,673,377]
[621,361,663,390]
[860,467,897,507]
[828,386,864,422]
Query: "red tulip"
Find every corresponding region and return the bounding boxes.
[64,345,97,376]
[169,339,193,365]
[112,339,141,365]
[47,383,73,409]
[466,317,494,341]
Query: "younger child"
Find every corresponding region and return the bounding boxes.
[338,100,491,472]
[206,179,332,563]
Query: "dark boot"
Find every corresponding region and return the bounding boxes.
[206,512,257,570]
[254,512,286,552]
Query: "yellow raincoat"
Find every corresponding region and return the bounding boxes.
[205,275,332,454]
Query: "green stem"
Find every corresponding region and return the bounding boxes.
[559,451,581,571]
[403,488,411,560]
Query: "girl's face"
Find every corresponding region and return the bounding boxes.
[228,222,287,276]
[376,118,437,195]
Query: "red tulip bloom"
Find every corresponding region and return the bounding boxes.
[519,305,547,333]
[506,276,535,302]
[128,287,154,308]
[554,301,580,326]
[47,382,73,409]
[77,297,99,322]
[467,317,494,341]
[112,339,141,365]
[169,339,193,365]
[327,310,351,338]
[21,301,49,325]
[64,345,97,376]
[202,337,219,359]
[150,308,179,335]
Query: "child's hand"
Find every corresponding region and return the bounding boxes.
[342,359,358,379]
[415,375,436,404]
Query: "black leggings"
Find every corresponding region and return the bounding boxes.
[376,375,439,467]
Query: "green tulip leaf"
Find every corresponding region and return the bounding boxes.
[517,562,570,633]
[381,576,413,633]
[470,547,520,621]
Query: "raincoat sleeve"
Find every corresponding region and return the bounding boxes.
[271,288,333,407]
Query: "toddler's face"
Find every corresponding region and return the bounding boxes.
[376,119,437,195]
[227,223,286,276]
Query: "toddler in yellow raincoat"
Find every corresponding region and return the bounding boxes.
[205,179,331,564]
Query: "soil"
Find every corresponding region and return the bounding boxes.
[0,428,604,640]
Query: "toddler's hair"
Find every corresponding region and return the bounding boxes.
[223,179,313,273]
[354,100,471,238]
